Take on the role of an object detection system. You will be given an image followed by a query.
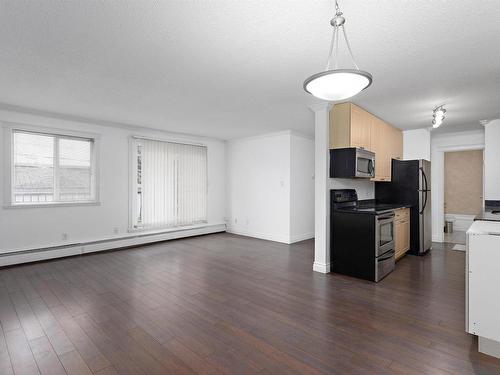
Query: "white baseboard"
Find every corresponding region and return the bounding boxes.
[0,223,226,267]
[313,261,331,273]
[226,226,290,244]
[432,235,443,243]
[479,337,500,359]
[226,226,314,245]
[289,232,314,244]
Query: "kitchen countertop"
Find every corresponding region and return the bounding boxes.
[467,220,500,235]
[474,206,500,222]
[334,201,410,215]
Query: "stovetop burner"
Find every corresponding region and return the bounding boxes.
[331,189,408,215]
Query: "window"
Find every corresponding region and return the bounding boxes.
[131,137,207,230]
[8,129,97,206]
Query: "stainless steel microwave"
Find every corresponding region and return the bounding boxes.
[330,147,375,179]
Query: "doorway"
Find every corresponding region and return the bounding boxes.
[443,149,484,245]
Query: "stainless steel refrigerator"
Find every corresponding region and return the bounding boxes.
[375,159,432,255]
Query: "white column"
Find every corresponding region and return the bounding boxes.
[310,103,332,273]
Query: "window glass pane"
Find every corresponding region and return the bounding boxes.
[13,132,54,203]
[59,138,93,201]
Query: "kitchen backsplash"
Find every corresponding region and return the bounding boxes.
[328,178,374,200]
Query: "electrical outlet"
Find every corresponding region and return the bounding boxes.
[62,233,68,241]
[113,227,119,235]
[234,218,238,224]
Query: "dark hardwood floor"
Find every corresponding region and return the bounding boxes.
[1,233,500,374]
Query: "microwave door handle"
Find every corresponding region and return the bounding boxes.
[369,159,375,176]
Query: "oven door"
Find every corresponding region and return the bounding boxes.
[376,212,395,257]
[355,150,375,178]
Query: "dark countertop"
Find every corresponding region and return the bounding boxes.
[334,200,410,215]
[475,206,500,222]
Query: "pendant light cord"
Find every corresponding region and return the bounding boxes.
[325,27,337,70]
[325,0,360,71]
[342,26,360,70]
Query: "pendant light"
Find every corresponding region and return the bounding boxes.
[303,0,372,101]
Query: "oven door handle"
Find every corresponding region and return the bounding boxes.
[377,213,395,221]
[378,250,395,261]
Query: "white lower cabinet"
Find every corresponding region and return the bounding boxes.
[466,221,500,359]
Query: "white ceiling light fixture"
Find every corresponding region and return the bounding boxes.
[432,105,446,128]
[303,0,372,101]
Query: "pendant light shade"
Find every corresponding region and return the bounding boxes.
[304,1,372,101]
[303,69,372,101]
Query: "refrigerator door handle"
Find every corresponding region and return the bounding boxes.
[419,167,429,214]
[420,190,428,215]
[420,167,429,191]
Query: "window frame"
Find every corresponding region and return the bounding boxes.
[3,123,101,208]
[128,135,208,232]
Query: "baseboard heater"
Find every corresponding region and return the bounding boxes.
[0,223,226,267]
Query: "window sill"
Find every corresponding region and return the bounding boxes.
[3,201,102,209]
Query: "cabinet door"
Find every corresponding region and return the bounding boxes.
[387,126,403,162]
[394,220,404,260]
[370,118,389,181]
[402,219,410,252]
[468,234,500,338]
[330,103,351,149]
[392,128,403,161]
[350,104,371,150]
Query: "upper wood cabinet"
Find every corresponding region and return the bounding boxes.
[330,103,371,151]
[389,125,403,161]
[330,102,402,182]
[370,117,391,181]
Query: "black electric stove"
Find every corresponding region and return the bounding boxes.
[330,189,399,282]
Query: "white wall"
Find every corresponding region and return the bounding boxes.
[290,134,315,243]
[311,104,374,273]
[226,132,291,243]
[403,128,431,160]
[226,130,314,244]
[431,129,485,242]
[0,109,226,253]
[484,120,500,201]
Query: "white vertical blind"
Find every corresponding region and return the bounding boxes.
[132,138,207,229]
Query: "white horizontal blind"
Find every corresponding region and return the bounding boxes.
[13,132,54,203]
[132,138,207,229]
[12,130,94,204]
[58,137,93,201]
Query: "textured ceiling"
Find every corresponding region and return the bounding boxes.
[0,1,499,139]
